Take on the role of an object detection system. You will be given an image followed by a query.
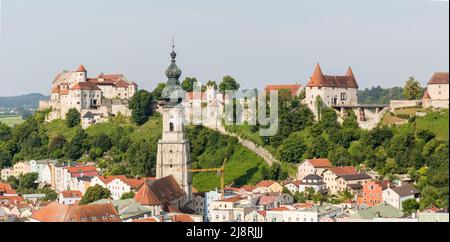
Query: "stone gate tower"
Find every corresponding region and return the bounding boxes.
[156,46,192,202]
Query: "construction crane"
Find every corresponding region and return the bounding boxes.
[185,159,227,199]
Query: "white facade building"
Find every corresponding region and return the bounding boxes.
[422,72,449,109]
[41,65,137,128]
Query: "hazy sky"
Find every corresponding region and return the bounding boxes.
[0,0,448,96]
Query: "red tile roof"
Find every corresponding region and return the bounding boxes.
[428,72,449,85]
[0,183,17,195]
[265,84,302,96]
[423,90,431,100]
[132,217,160,222]
[269,206,292,212]
[77,65,87,72]
[306,158,333,168]
[71,82,101,91]
[134,176,186,206]
[65,165,99,178]
[220,195,243,203]
[307,64,359,89]
[327,166,358,176]
[61,190,83,199]
[256,180,276,188]
[172,214,195,222]
[0,196,24,204]
[258,196,277,206]
[31,202,121,222]
[240,185,257,192]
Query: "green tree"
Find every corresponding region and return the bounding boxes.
[181,77,198,92]
[66,108,81,128]
[314,96,325,121]
[64,128,88,161]
[7,176,19,189]
[219,76,240,93]
[151,83,167,100]
[121,191,136,200]
[402,199,420,216]
[278,132,307,163]
[79,184,111,205]
[206,80,218,89]
[18,172,39,190]
[403,76,423,100]
[129,90,154,125]
[0,122,12,141]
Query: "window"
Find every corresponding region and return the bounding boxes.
[170,123,174,132]
[340,93,347,101]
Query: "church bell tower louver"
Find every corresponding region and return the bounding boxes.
[156,45,192,202]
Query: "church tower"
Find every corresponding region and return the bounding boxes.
[156,45,192,202]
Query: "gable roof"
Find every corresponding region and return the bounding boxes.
[240,185,257,192]
[422,89,431,100]
[326,166,358,176]
[133,176,186,206]
[31,202,121,222]
[172,214,195,222]
[61,191,83,199]
[70,82,101,91]
[303,159,333,168]
[256,180,277,188]
[265,84,302,96]
[258,196,277,206]
[77,65,87,72]
[391,184,420,197]
[428,72,449,85]
[338,173,372,181]
[307,64,359,89]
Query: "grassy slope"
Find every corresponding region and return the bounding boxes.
[45,114,267,192]
[390,109,449,141]
[0,115,24,127]
[415,110,449,141]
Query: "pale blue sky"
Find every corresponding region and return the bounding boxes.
[0,0,448,96]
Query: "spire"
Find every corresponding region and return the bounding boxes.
[77,65,87,73]
[170,38,177,63]
[347,66,354,77]
[307,63,326,87]
[162,41,183,102]
[346,66,359,89]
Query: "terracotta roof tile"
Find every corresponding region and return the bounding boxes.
[423,89,431,100]
[132,217,160,222]
[77,65,87,72]
[327,166,358,176]
[258,196,277,206]
[70,82,101,91]
[256,180,276,188]
[31,202,121,222]
[172,214,195,222]
[265,84,302,96]
[307,64,359,89]
[305,159,333,168]
[428,72,449,85]
[240,185,257,192]
[134,176,186,206]
[61,190,83,199]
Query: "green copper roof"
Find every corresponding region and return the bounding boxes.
[162,45,184,103]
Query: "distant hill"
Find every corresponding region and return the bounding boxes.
[0,93,49,110]
[358,86,405,105]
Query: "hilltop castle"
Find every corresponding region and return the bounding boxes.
[39,65,137,128]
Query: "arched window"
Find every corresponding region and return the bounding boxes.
[170,122,174,132]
